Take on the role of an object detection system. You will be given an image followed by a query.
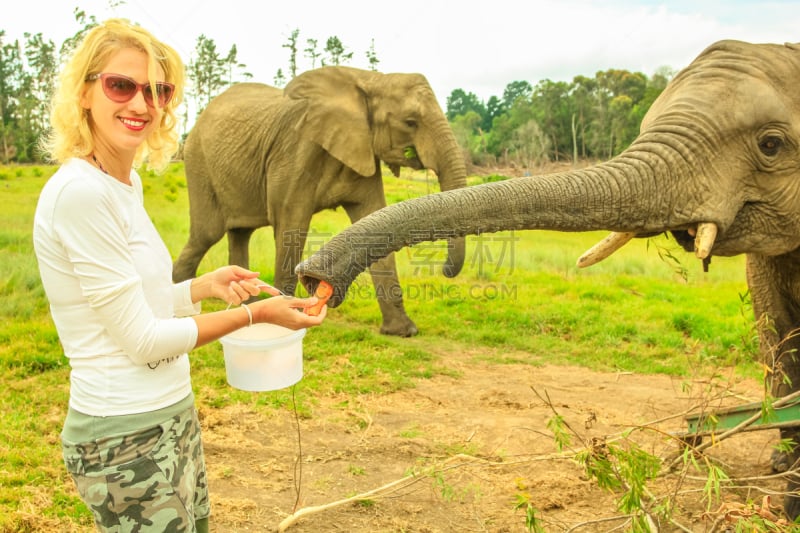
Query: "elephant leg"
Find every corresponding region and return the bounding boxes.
[228,227,255,270]
[228,227,263,304]
[770,367,800,476]
[173,221,226,283]
[786,471,800,521]
[779,428,800,521]
[341,202,417,337]
[173,158,225,282]
[768,349,800,519]
[747,255,800,519]
[272,222,311,296]
[369,254,418,337]
[772,437,794,473]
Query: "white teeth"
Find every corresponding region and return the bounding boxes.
[577,232,636,268]
[694,222,718,259]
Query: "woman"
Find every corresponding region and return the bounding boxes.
[33,19,326,532]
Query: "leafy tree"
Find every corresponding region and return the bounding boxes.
[593,69,648,156]
[487,92,536,162]
[273,68,286,88]
[597,69,648,103]
[322,36,353,66]
[510,119,550,169]
[587,81,613,159]
[450,110,489,165]
[530,79,571,161]
[59,8,98,63]
[445,88,486,122]
[485,95,504,131]
[570,75,597,160]
[0,31,22,163]
[486,112,510,161]
[502,80,533,111]
[480,80,536,161]
[187,34,229,117]
[222,44,251,86]
[304,38,321,69]
[609,94,635,154]
[650,66,674,91]
[366,38,379,71]
[0,7,93,163]
[282,28,300,79]
[16,32,56,161]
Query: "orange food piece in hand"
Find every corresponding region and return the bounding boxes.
[305,280,333,316]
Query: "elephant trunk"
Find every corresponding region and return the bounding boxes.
[424,120,469,279]
[297,152,694,306]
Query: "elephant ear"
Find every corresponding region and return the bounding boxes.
[285,66,377,177]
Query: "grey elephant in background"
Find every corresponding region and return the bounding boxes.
[297,41,800,518]
[173,66,467,337]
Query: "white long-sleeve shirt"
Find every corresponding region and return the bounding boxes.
[33,158,199,417]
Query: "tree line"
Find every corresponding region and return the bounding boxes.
[447,66,673,169]
[1,7,673,168]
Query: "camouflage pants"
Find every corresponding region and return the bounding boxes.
[62,401,210,532]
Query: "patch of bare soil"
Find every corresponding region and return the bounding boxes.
[199,353,788,532]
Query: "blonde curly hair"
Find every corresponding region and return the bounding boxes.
[42,18,184,173]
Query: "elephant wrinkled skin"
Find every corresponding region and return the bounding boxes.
[173,66,467,337]
[296,41,800,518]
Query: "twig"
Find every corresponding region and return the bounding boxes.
[682,469,800,485]
[707,512,726,533]
[290,385,303,513]
[277,473,422,531]
[276,454,481,531]
[667,518,694,532]
[564,513,630,532]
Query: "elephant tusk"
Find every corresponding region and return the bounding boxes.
[694,222,718,259]
[576,232,636,268]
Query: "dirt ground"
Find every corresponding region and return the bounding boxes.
[198,350,791,532]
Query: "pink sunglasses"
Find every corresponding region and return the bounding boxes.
[86,73,175,107]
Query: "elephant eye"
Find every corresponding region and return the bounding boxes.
[758,136,783,157]
[405,119,417,129]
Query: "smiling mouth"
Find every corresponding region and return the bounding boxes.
[120,117,147,129]
[576,222,718,269]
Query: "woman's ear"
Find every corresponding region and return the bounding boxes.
[80,83,93,110]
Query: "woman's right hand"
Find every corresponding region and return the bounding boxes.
[250,295,326,330]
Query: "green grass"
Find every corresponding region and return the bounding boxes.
[0,162,758,531]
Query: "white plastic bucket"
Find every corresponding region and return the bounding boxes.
[219,323,306,391]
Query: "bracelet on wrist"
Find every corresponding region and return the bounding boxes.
[241,303,253,327]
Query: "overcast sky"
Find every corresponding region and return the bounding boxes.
[6,1,800,106]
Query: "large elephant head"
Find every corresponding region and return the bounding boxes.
[284,66,466,278]
[296,41,800,516]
